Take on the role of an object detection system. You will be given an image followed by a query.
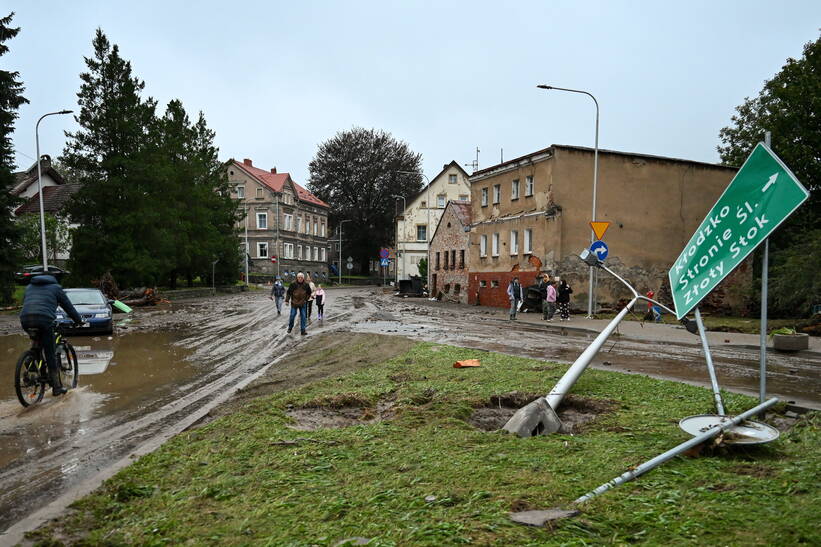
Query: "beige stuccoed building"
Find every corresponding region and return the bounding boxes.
[395,161,471,282]
[468,145,749,312]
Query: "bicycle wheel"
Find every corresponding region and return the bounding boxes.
[58,342,79,389]
[15,350,45,407]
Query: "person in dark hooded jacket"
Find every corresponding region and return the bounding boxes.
[19,275,83,396]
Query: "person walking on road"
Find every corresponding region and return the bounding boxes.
[545,279,557,321]
[557,278,573,321]
[314,284,326,320]
[537,273,549,318]
[286,272,312,335]
[270,276,285,316]
[507,276,524,321]
[19,274,84,396]
[305,273,317,321]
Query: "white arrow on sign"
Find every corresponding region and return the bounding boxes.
[594,247,607,259]
[762,173,778,192]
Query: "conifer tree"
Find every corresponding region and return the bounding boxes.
[0,12,28,304]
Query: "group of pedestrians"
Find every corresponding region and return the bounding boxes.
[270,272,326,336]
[507,273,573,322]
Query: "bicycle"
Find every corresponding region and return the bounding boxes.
[15,322,80,407]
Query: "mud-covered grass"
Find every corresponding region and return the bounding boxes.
[31,339,820,546]
[596,310,811,336]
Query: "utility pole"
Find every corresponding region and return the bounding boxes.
[244,204,249,285]
[338,219,351,285]
[35,109,73,270]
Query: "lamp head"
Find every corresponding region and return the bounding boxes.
[59,110,73,115]
[536,85,553,90]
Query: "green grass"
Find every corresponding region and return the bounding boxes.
[596,310,804,335]
[33,344,820,546]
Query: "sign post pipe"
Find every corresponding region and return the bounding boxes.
[574,397,779,504]
[694,307,725,415]
[759,131,771,410]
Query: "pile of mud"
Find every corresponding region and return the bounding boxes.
[468,392,617,434]
[287,397,396,430]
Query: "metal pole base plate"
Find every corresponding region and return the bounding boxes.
[502,397,563,437]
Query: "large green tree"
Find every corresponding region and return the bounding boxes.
[0,12,28,304]
[717,34,820,317]
[308,127,422,274]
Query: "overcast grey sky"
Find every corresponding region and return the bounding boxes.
[7,1,820,185]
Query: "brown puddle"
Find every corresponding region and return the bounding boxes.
[469,392,617,434]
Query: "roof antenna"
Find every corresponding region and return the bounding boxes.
[464,146,480,173]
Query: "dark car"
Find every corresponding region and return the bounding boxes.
[15,265,69,285]
[56,288,114,335]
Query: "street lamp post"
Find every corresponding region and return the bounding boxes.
[338,219,352,286]
[537,84,599,317]
[35,110,73,270]
[391,194,406,285]
[244,204,249,285]
[396,170,431,291]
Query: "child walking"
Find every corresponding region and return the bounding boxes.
[314,284,326,320]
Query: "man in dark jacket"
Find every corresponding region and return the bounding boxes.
[269,276,285,316]
[19,274,83,396]
[285,272,312,335]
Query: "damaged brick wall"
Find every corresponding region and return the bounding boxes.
[429,204,471,304]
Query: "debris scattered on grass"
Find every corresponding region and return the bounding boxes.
[509,509,580,527]
[453,359,481,368]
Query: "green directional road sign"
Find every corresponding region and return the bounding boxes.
[668,143,809,319]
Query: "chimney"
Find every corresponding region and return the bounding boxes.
[243,158,253,166]
[270,167,277,174]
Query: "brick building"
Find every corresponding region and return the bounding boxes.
[226,158,330,281]
[429,200,471,303]
[467,145,746,311]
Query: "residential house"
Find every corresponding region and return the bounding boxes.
[468,145,747,311]
[395,161,471,282]
[11,156,65,200]
[226,158,330,281]
[429,200,472,304]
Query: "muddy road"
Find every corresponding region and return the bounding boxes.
[0,287,817,538]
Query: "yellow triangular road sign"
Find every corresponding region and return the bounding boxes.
[590,221,610,240]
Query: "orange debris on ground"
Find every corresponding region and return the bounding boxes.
[453,359,481,368]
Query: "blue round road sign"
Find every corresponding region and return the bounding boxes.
[379,248,390,259]
[590,240,609,261]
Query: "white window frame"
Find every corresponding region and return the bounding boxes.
[313,220,318,235]
[257,242,268,258]
[284,243,294,259]
[236,185,245,199]
[313,246,318,261]
[510,230,519,255]
[320,247,326,262]
[448,173,457,184]
[492,233,499,257]
[437,194,446,208]
[284,214,293,231]
[481,188,488,207]
[297,245,303,260]
[480,234,487,257]
[524,229,533,254]
[256,212,267,229]
[295,216,302,233]
[416,224,427,242]
[525,175,534,196]
[511,179,520,200]
[459,194,469,201]
[320,222,326,237]
[256,187,263,199]
[492,184,501,204]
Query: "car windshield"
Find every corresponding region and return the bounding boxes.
[66,290,106,306]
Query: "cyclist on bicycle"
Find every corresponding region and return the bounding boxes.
[19,274,83,396]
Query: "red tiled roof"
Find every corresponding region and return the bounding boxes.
[450,200,472,226]
[14,184,81,215]
[231,160,329,208]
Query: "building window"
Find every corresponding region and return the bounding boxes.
[511,179,520,200]
[450,250,456,268]
[257,242,268,258]
[525,175,534,196]
[313,246,318,261]
[492,184,501,204]
[435,252,440,270]
[443,251,449,270]
[479,280,487,288]
[437,195,446,208]
[297,245,303,260]
[480,234,487,257]
[416,225,427,241]
[236,185,245,199]
[320,247,326,262]
[448,174,457,184]
[256,212,267,229]
[295,216,302,233]
[459,249,465,269]
[481,188,488,207]
[256,187,264,199]
[284,214,293,230]
[321,222,326,237]
[284,243,294,258]
[524,229,533,254]
[492,233,499,257]
[313,220,318,235]
[510,230,519,255]
[459,194,469,201]
[491,280,499,288]
[421,200,427,208]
